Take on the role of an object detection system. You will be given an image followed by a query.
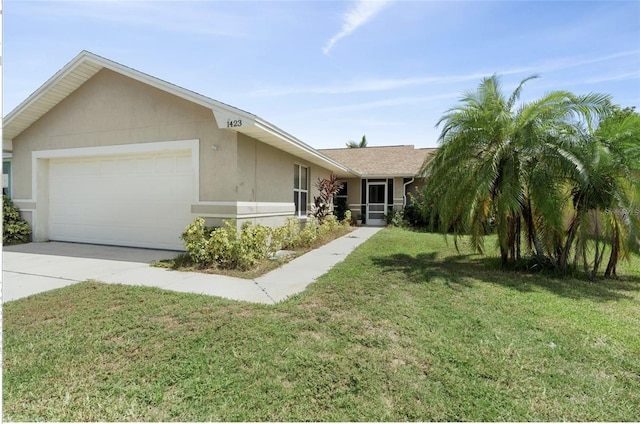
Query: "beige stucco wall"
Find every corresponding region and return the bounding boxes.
[392,177,405,210]
[11,68,238,203]
[10,68,346,243]
[236,133,331,203]
[193,134,333,228]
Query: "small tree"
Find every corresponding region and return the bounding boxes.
[310,175,343,223]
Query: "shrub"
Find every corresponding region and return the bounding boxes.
[310,175,343,223]
[278,217,303,250]
[386,209,408,228]
[402,188,436,229]
[180,215,352,271]
[342,210,352,227]
[298,218,319,248]
[205,222,235,268]
[335,198,348,221]
[180,217,212,264]
[3,196,32,245]
[237,221,272,268]
[182,220,276,271]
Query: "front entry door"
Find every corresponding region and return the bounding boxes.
[366,181,387,226]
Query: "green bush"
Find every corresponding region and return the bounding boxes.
[3,196,32,245]
[402,188,438,229]
[342,210,352,227]
[180,217,211,264]
[297,218,319,248]
[180,215,352,271]
[181,219,276,271]
[278,217,303,250]
[334,198,348,221]
[386,209,408,228]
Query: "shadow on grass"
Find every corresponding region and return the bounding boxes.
[372,252,640,302]
[371,252,474,291]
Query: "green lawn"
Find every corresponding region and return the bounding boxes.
[3,228,640,421]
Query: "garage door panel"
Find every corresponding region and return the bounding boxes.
[155,156,176,173]
[99,159,119,174]
[49,150,194,250]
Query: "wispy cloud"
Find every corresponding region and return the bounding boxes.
[323,0,392,55]
[534,50,639,75]
[580,72,640,85]
[307,93,457,114]
[249,69,531,97]
[249,49,639,97]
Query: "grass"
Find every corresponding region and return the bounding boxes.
[3,228,640,421]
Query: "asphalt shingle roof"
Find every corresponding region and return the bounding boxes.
[318,145,435,177]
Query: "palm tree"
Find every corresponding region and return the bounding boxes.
[346,135,367,148]
[563,106,640,277]
[422,74,611,267]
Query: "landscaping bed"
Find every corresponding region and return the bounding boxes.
[153,216,353,279]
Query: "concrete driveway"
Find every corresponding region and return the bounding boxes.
[2,227,382,304]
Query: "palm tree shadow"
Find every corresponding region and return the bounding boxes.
[372,252,640,301]
[371,252,475,290]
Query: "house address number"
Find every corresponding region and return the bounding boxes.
[226,118,243,128]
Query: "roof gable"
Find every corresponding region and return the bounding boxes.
[3,50,355,177]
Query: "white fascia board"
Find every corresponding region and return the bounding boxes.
[253,118,359,176]
[86,52,256,121]
[4,50,256,139]
[211,106,256,130]
[4,49,360,179]
[3,51,91,126]
[210,108,360,177]
[362,174,419,178]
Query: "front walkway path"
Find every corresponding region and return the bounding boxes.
[2,227,382,304]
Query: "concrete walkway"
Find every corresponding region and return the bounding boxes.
[2,227,382,304]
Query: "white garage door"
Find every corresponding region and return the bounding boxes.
[49,151,194,250]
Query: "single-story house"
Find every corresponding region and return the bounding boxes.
[3,51,432,250]
[319,145,434,225]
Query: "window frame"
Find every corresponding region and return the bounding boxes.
[334,181,348,205]
[293,164,309,217]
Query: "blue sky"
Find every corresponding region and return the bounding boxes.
[3,0,639,149]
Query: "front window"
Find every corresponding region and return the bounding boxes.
[334,182,348,220]
[294,164,308,217]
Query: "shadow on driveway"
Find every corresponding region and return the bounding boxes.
[3,241,179,263]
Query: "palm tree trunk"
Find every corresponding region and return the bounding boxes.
[559,213,581,272]
[523,198,546,259]
[507,215,518,263]
[516,216,522,260]
[591,215,603,278]
[605,222,620,277]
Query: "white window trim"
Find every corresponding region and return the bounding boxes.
[294,164,308,217]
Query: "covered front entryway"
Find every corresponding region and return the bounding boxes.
[365,179,391,226]
[47,148,195,250]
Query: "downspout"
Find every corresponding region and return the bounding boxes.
[403,177,415,207]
